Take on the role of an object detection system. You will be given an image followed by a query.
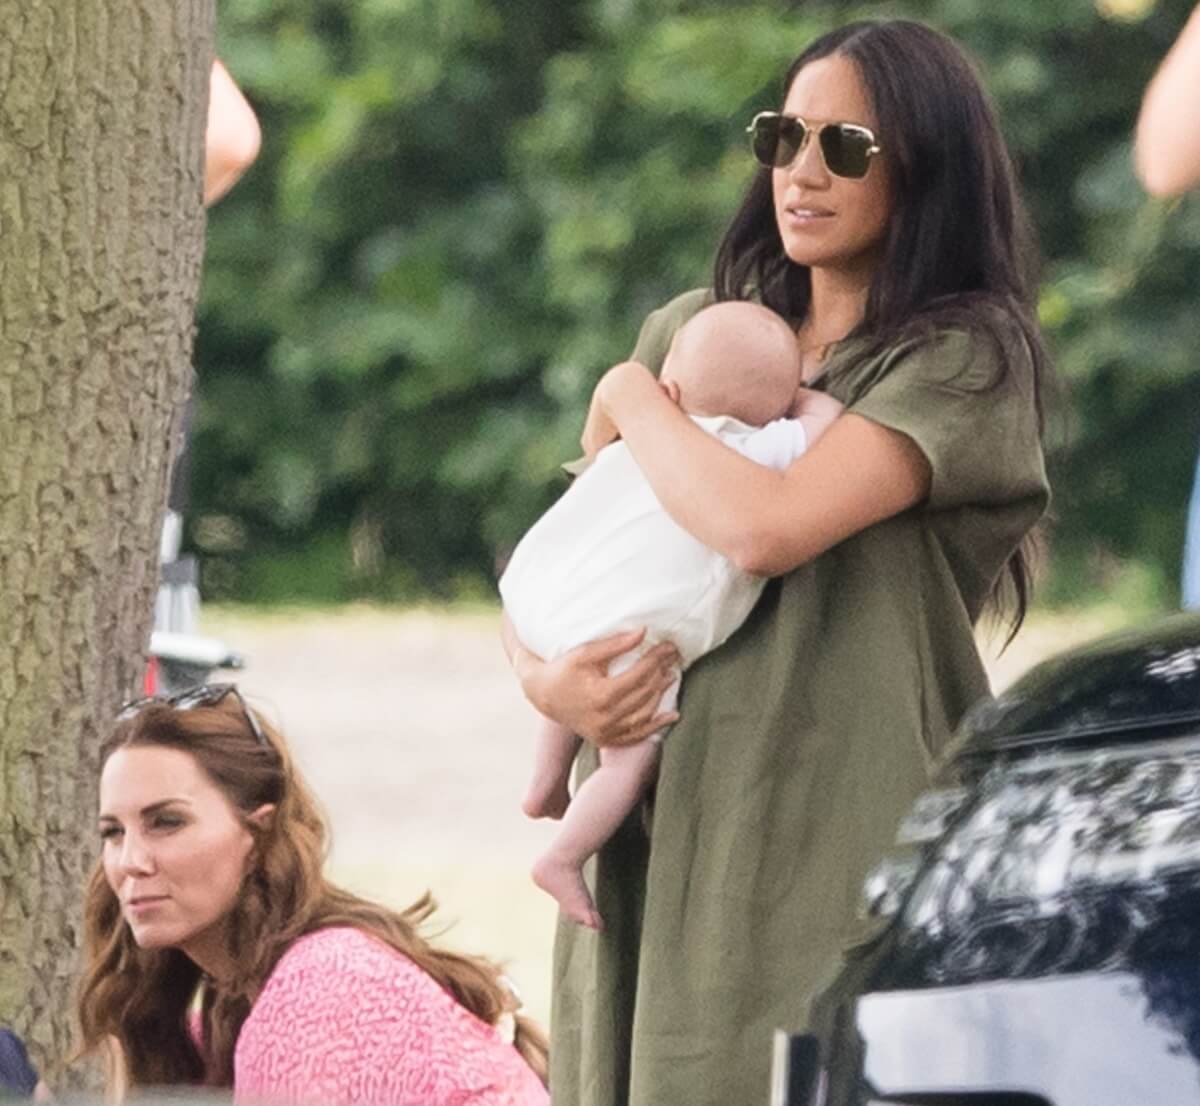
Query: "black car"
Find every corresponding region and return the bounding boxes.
[774,612,1200,1106]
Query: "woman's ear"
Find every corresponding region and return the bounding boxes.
[247,803,276,833]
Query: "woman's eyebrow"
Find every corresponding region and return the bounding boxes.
[98,798,192,822]
[138,799,191,816]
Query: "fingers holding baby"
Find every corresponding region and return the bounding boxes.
[583,301,845,460]
[659,302,844,443]
[791,386,845,446]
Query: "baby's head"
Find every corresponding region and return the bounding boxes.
[660,302,800,426]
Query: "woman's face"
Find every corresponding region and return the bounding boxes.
[99,746,257,967]
[772,54,893,279]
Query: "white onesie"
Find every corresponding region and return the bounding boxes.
[500,414,809,730]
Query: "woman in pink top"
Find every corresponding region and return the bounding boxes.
[76,685,548,1106]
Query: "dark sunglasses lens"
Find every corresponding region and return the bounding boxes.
[820,125,873,179]
[750,116,779,167]
[751,116,806,169]
[116,683,266,746]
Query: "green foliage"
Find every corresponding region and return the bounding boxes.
[194,0,1200,606]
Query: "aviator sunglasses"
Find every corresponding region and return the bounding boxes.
[747,111,881,180]
[117,682,269,747]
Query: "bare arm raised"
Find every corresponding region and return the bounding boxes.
[1135,3,1200,197]
[204,59,262,207]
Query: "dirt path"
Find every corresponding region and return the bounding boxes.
[199,602,1137,1026]
[201,605,560,1021]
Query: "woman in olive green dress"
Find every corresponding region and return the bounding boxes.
[505,20,1052,1106]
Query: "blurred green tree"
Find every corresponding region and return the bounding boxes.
[194,0,590,600]
[924,0,1200,605]
[195,0,1199,607]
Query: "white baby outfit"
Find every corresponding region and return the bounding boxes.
[500,414,809,732]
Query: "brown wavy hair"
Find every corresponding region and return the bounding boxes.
[76,693,548,1092]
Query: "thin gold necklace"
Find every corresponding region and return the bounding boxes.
[798,339,831,383]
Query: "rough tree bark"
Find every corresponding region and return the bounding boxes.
[0,0,213,1081]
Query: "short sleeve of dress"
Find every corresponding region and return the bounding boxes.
[846,328,1048,513]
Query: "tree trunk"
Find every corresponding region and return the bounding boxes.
[0,0,213,1082]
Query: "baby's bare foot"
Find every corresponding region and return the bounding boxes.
[532,853,604,931]
[522,779,571,821]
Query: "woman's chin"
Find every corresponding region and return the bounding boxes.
[782,243,866,273]
[126,920,181,950]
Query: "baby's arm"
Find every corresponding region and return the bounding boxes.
[790,387,845,447]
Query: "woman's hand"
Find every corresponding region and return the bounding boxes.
[512,628,680,747]
[790,387,845,448]
[580,360,658,457]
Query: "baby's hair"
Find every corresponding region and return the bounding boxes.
[664,302,800,426]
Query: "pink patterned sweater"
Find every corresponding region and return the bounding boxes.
[232,927,548,1106]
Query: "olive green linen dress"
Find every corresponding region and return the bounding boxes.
[548,289,1050,1106]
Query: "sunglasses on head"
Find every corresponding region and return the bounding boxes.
[746,111,881,180]
[117,682,268,748]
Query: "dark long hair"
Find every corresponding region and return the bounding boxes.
[715,19,1050,635]
[76,696,548,1092]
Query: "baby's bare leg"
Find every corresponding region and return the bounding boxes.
[532,737,662,931]
[523,713,582,820]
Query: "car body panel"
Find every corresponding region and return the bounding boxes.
[786,614,1200,1106]
[858,972,1200,1105]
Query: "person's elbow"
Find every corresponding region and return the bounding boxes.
[203,119,262,206]
[207,114,262,183]
[224,112,262,175]
[728,527,796,578]
[1133,117,1200,197]
[1135,140,1180,196]
[722,485,804,577]
[1135,156,1196,198]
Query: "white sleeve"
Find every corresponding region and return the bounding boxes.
[729,418,809,470]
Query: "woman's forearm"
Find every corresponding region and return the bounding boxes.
[600,362,931,576]
[599,362,788,573]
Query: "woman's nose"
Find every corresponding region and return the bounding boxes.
[117,832,155,875]
[786,131,829,186]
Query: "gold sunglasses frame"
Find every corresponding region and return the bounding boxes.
[746,110,882,180]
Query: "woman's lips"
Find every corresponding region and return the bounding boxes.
[125,895,170,916]
[783,206,835,226]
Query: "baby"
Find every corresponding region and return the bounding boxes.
[500,301,844,929]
